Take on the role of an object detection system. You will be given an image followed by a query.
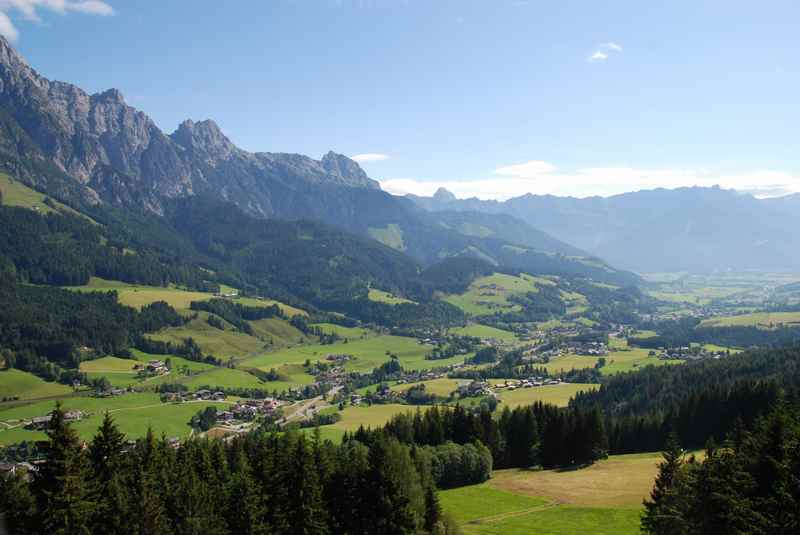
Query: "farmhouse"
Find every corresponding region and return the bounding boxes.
[146,360,169,375]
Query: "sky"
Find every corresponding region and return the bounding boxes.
[4,0,800,200]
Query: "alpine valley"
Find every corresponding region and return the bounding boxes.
[1,31,800,535]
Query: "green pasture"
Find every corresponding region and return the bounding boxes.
[0,369,73,400]
[368,288,415,305]
[240,334,461,373]
[700,311,800,329]
[451,323,518,343]
[309,323,372,339]
[496,383,596,409]
[444,272,546,315]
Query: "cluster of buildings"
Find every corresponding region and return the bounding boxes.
[568,341,609,356]
[457,380,494,398]
[134,359,169,376]
[217,398,282,422]
[162,389,227,403]
[25,410,84,430]
[655,347,730,361]
[492,377,562,391]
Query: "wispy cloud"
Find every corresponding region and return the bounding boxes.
[380,160,800,200]
[588,42,622,62]
[351,153,390,163]
[0,0,114,41]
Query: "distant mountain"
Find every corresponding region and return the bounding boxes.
[409,186,800,273]
[0,36,638,286]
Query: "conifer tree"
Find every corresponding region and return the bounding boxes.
[642,432,689,535]
[33,403,96,535]
[226,447,267,535]
[89,412,129,534]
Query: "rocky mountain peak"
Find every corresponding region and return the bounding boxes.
[0,35,27,69]
[433,187,457,203]
[171,118,235,160]
[321,151,380,189]
[93,87,126,104]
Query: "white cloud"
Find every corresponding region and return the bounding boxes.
[0,0,113,41]
[380,160,800,200]
[588,42,622,62]
[351,153,390,163]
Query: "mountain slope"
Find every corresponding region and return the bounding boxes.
[410,186,800,273]
[0,36,638,286]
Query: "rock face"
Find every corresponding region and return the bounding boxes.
[0,36,377,215]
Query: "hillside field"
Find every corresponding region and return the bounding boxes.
[240,334,464,373]
[700,311,800,329]
[440,451,666,534]
[444,273,552,315]
[0,393,230,445]
[496,383,596,409]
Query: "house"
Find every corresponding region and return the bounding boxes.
[146,360,168,375]
[167,437,181,449]
[217,411,234,422]
[27,416,52,430]
[212,391,226,400]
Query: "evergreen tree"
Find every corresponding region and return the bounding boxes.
[33,403,96,535]
[642,432,689,535]
[226,447,267,535]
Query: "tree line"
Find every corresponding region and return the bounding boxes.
[0,404,460,535]
[571,345,800,453]
[356,402,608,470]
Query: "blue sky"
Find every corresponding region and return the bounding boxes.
[5,0,800,199]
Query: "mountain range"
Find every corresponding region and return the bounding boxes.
[0,36,637,286]
[409,186,800,273]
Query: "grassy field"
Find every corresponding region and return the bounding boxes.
[0,369,73,400]
[439,484,549,524]
[240,334,461,373]
[309,323,372,339]
[66,277,305,318]
[330,404,412,431]
[0,392,232,444]
[0,173,86,218]
[368,223,405,250]
[496,383,596,409]
[393,378,465,397]
[249,317,311,347]
[368,288,414,305]
[451,323,518,343]
[700,311,800,329]
[444,273,549,316]
[181,367,266,390]
[147,312,265,359]
[440,451,665,534]
[542,338,683,376]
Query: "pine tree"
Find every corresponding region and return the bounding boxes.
[642,432,689,535]
[226,448,267,535]
[89,412,128,535]
[282,436,328,535]
[33,403,96,535]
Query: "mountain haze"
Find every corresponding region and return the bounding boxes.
[410,186,800,273]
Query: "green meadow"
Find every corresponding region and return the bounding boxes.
[451,323,518,343]
[368,288,415,305]
[440,451,664,534]
[700,311,800,329]
[496,383,596,409]
[444,272,548,315]
[0,392,231,445]
[0,369,73,400]
[240,334,463,373]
